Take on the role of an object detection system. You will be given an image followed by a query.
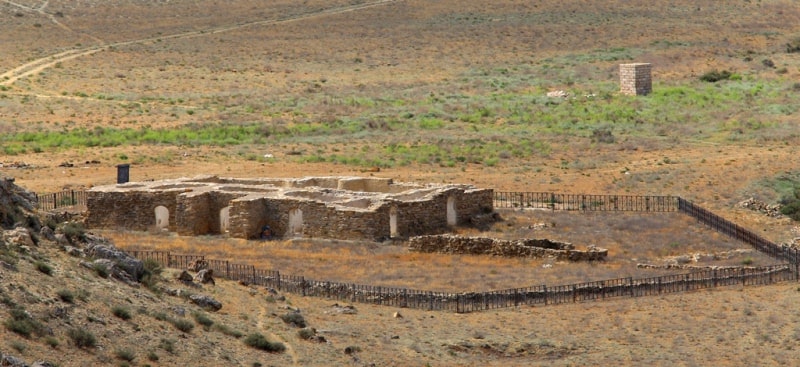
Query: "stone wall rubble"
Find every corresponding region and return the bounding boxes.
[408,234,608,261]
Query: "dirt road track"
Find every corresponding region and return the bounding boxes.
[1,0,399,88]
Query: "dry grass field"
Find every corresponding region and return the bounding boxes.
[3,0,800,365]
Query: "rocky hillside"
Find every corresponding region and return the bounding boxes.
[0,177,306,366]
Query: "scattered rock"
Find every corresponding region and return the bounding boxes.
[83,238,144,280]
[393,312,403,318]
[4,227,34,248]
[32,362,58,367]
[546,90,569,98]
[187,259,208,272]
[344,346,361,355]
[39,226,55,241]
[1,353,28,367]
[194,269,215,285]
[189,294,222,311]
[170,306,186,317]
[177,270,193,282]
[63,246,84,257]
[327,303,357,315]
[738,198,783,217]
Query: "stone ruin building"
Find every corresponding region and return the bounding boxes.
[86,176,494,241]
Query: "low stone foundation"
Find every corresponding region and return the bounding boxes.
[408,234,608,261]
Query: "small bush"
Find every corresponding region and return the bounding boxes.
[159,338,176,354]
[67,328,97,348]
[152,312,169,321]
[244,333,286,353]
[147,351,159,361]
[780,186,800,221]
[279,312,306,328]
[115,349,135,362]
[93,263,110,278]
[193,312,214,328]
[35,261,53,276]
[787,38,800,53]
[170,318,195,333]
[699,70,732,82]
[112,306,132,320]
[10,340,26,353]
[4,308,44,338]
[57,289,75,303]
[60,221,86,242]
[45,336,59,348]
[214,323,244,338]
[298,327,317,340]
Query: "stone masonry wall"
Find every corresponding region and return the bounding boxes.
[620,63,652,96]
[409,235,608,261]
[87,190,181,231]
[87,177,495,242]
[176,191,244,235]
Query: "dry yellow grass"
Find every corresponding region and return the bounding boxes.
[4,0,800,365]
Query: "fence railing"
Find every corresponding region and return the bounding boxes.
[677,198,799,264]
[127,250,797,313]
[494,192,677,212]
[34,190,87,211]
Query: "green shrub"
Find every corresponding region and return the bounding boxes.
[214,323,244,338]
[67,328,97,348]
[10,340,26,353]
[279,312,306,328]
[147,351,159,361]
[780,186,800,221]
[93,263,110,278]
[297,327,316,340]
[244,333,286,353]
[60,221,86,242]
[159,338,175,354]
[4,308,44,338]
[193,311,214,328]
[35,261,53,276]
[57,289,75,303]
[44,336,59,348]
[115,348,135,362]
[787,38,800,53]
[699,70,732,82]
[112,306,132,320]
[170,318,195,333]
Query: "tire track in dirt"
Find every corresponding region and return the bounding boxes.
[1,0,104,43]
[0,0,398,88]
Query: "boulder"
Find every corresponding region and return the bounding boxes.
[83,237,143,280]
[1,353,28,367]
[189,294,222,311]
[39,226,56,241]
[177,270,193,282]
[32,362,57,367]
[194,269,215,285]
[4,227,33,247]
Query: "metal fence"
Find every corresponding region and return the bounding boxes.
[494,192,677,212]
[127,250,797,313]
[677,198,799,263]
[34,190,87,211]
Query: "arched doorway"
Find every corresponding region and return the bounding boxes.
[446,196,457,226]
[219,206,231,233]
[155,206,169,230]
[288,208,303,237]
[389,206,398,238]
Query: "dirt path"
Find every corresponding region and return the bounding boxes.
[255,302,300,366]
[0,0,399,88]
